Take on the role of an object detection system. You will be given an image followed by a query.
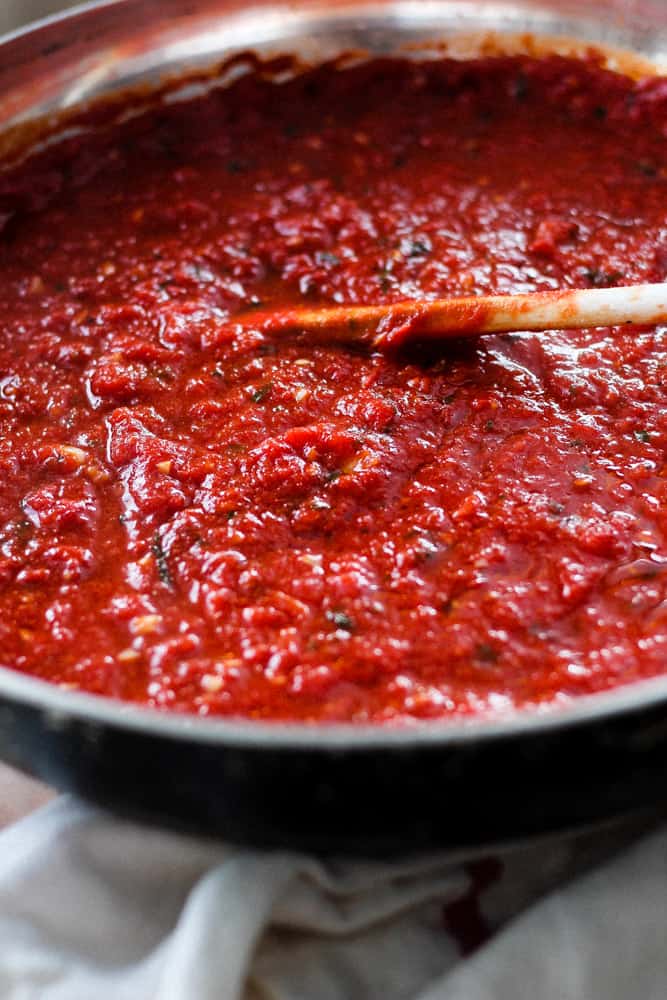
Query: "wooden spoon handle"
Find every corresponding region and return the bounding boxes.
[250,283,667,349]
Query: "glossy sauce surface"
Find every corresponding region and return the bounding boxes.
[0,55,667,722]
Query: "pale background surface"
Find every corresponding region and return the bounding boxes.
[0,0,83,823]
[0,0,80,34]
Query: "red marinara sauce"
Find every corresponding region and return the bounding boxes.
[0,54,666,723]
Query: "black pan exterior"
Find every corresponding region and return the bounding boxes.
[1,680,666,855]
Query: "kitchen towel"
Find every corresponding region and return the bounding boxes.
[0,796,664,999]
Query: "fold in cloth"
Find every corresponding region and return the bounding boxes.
[0,797,663,999]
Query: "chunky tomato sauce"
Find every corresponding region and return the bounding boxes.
[0,54,666,722]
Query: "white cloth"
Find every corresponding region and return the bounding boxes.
[0,798,664,998]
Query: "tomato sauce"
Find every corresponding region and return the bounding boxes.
[0,54,666,722]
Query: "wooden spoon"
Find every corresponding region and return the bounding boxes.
[246,282,667,350]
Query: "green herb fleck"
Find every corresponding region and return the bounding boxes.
[528,622,548,638]
[251,384,272,403]
[638,160,658,177]
[316,251,341,267]
[475,642,499,664]
[401,236,432,259]
[585,268,624,288]
[635,429,651,443]
[376,263,394,292]
[152,532,173,587]
[326,610,355,632]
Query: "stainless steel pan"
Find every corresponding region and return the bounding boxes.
[1,0,667,855]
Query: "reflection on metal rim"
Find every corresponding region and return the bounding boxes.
[2,0,667,130]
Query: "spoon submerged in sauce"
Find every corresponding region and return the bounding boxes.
[245,282,667,350]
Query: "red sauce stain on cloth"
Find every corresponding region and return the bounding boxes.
[0,56,666,721]
[442,857,504,955]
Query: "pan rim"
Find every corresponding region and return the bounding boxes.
[3,662,667,749]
